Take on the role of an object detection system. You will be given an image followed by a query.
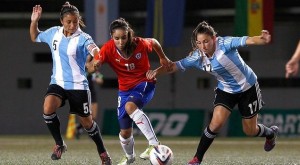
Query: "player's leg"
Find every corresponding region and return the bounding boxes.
[42,84,67,160]
[118,127,136,164]
[241,115,278,151]
[188,105,231,165]
[75,102,97,139]
[126,102,159,146]
[79,115,111,164]
[188,88,236,165]
[125,82,159,159]
[117,93,136,165]
[69,90,111,165]
[239,82,279,152]
[76,80,98,139]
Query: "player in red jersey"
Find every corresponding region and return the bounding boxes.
[87,18,171,165]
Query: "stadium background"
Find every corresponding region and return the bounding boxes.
[0,0,299,137]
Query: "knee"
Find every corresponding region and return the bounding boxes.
[43,98,60,114]
[125,102,137,115]
[80,116,94,129]
[120,129,132,139]
[43,103,56,115]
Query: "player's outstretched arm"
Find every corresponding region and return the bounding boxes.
[30,5,42,42]
[286,40,300,78]
[246,30,271,46]
[151,38,173,69]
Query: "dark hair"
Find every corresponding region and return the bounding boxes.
[109,17,136,56]
[60,1,85,27]
[191,21,217,50]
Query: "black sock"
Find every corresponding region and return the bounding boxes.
[86,121,106,154]
[256,124,274,139]
[195,127,217,161]
[43,113,63,146]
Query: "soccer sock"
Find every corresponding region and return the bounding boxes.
[85,121,106,154]
[256,124,274,139]
[129,109,159,145]
[119,134,135,157]
[195,127,217,161]
[43,113,64,146]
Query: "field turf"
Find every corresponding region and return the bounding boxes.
[0,135,299,165]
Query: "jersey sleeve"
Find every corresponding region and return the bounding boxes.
[140,38,153,53]
[219,36,248,52]
[83,34,99,57]
[176,50,202,72]
[36,26,58,45]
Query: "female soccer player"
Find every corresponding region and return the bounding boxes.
[146,21,279,165]
[87,18,171,165]
[30,2,111,164]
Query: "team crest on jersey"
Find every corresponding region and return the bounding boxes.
[135,53,141,59]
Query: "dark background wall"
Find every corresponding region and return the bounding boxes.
[0,0,299,134]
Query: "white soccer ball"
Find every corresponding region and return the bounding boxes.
[149,145,174,165]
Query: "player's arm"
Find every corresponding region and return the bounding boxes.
[30,5,42,42]
[146,62,178,80]
[245,30,271,46]
[151,38,172,69]
[86,50,103,74]
[86,44,101,73]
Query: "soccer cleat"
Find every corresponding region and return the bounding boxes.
[139,145,155,160]
[51,143,67,160]
[117,155,136,165]
[264,125,279,152]
[187,156,201,165]
[100,152,112,165]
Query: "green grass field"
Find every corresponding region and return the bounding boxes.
[0,135,299,165]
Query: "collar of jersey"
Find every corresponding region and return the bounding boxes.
[59,27,82,38]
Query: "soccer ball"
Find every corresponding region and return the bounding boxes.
[149,145,174,165]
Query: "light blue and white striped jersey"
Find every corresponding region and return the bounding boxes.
[36,26,98,90]
[176,36,257,94]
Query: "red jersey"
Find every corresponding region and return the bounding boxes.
[95,37,156,91]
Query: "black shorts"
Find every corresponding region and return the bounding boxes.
[213,82,265,119]
[45,84,91,117]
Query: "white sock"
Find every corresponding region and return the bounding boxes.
[129,109,159,145]
[119,133,135,157]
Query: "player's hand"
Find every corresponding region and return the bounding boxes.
[260,30,271,44]
[86,60,100,73]
[146,70,157,80]
[160,58,173,72]
[31,5,42,22]
[285,59,299,78]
